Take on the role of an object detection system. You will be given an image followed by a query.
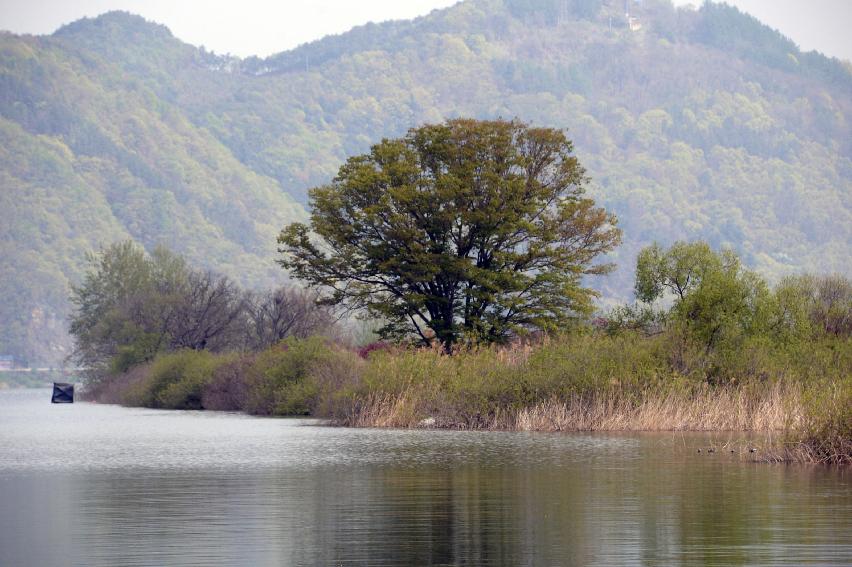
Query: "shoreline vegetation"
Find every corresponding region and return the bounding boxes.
[69,121,850,466]
[84,332,851,466]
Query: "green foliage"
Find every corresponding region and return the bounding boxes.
[795,372,852,464]
[345,333,674,427]
[604,303,667,336]
[92,315,850,462]
[628,242,852,386]
[243,336,334,416]
[111,336,356,415]
[526,333,672,395]
[279,119,621,350]
[69,241,190,382]
[69,242,334,389]
[776,274,852,337]
[124,349,225,409]
[635,241,775,353]
[635,241,721,303]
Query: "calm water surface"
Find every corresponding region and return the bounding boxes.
[0,389,849,566]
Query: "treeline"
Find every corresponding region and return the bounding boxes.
[607,241,852,372]
[74,241,851,464]
[71,242,334,384]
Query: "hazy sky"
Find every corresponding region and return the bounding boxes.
[1,0,850,61]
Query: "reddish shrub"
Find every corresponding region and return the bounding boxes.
[357,341,391,359]
[201,355,254,411]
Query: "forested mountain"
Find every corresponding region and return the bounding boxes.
[1,0,850,363]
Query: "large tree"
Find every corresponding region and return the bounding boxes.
[278,119,621,350]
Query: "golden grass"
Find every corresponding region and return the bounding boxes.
[341,392,423,428]
[511,383,798,432]
[336,381,802,432]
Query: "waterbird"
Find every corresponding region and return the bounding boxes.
[749,447,757,453]
[708,448,715,453]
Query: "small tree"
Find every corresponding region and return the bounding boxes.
[278,118,621,350]
[774,274,852,338]
[634,241,773,352]
[244,287,335,349]
[69,241,191,380]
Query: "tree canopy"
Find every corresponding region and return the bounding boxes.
[278,119,621,350]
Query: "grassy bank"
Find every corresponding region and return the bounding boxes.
[86,333,851,465]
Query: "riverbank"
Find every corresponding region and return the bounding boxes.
[85,333,851,465]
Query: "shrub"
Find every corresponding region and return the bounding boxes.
[125,349,228,409]
[357,341,392,359]
[201,355,254,411]
[242,336,335,416]
[307,348,366,417]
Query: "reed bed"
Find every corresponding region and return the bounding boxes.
[335,382,801,432]
[763,440,852,466]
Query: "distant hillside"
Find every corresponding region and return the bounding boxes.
[0,18,305,363]
[1,0,850,363]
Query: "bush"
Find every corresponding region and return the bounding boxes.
[242,336,335,416]
[201,355,254,411]
[306,347,365,417]
[90,327,849,465]
[524,333,672,396]
[348,334,675,427]
[124,349,229,409]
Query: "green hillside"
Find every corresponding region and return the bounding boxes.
[1,0,850,363]
[0,22,305,363]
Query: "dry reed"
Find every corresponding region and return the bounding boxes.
[762,439,852,465]
[335,381,802,432]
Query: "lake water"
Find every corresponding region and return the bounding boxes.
[0,389,849,566]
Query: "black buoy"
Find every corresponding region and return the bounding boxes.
[51,382,74,403]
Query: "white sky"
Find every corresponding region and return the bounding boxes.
[0,0,850,61]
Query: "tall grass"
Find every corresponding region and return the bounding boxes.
[335,336,804,431]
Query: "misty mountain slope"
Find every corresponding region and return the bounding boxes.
[1,0,851,362]
[0,25,305,362]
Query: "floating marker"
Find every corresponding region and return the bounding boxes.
[51,382,74,403]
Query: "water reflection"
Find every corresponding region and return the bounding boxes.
[0,390,849,566]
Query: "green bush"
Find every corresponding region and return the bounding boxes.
[524,333,672,397]
[124,349,228,409]
[242,336,334,416]
[353,334,676,426]
[94,327,849,465]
